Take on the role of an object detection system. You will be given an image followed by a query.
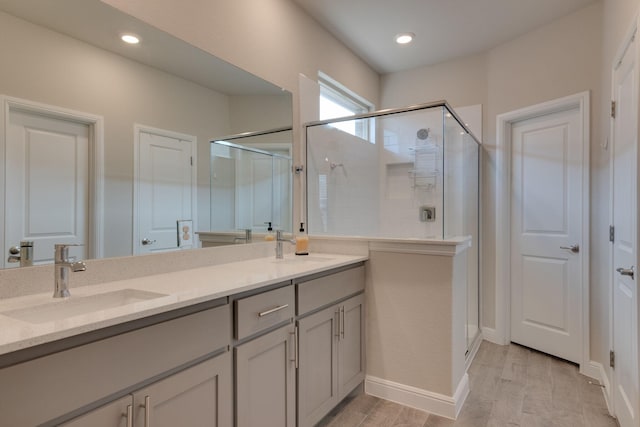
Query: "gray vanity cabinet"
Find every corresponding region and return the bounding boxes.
[233,283,296,427]
[59,396,132,427]
[297,304,339,427]
[132,352,231,427]
[235,323,296,427]
[60,353,232,427]
[337,293,365,397]
[296,265,365,427]
[0,301,231,426]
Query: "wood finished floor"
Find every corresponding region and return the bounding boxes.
[318,341,618,427]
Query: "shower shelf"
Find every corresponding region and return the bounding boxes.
[408,144,440,190]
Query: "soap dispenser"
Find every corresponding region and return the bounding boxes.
[264,222,275,241]
[295,222,309,255]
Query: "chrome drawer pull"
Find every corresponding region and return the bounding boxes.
[258,304,289,317]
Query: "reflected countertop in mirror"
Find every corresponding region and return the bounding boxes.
[0,0,293,268]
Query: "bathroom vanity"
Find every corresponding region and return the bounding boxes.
[0,254,366,426]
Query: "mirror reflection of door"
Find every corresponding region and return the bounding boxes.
[4,105,90,267]
[134,126,196,255]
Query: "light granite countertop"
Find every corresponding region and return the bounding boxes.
[0,253,367,356]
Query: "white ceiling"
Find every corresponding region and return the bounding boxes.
[293,0,598,74]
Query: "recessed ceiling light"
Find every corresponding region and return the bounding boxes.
[121,34,140,45]
[395,33,414,45]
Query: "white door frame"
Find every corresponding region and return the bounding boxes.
[0,95,104,259]
[495,91,591,375]
[608,16,639,420]
[132,124,197,255]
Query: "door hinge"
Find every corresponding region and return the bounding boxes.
[609,225,615,243]
[610,350,615,369]
[611,101,616,118]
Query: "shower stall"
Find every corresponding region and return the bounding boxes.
[305,101,481,353]
[208,128,293,239]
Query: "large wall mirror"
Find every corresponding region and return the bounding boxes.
[0,0,293,267]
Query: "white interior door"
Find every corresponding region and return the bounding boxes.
[611,33,638,427]
[5,109,88,266]
[510,106,584,363]
[135,127,195,255]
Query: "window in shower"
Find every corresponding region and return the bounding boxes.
[319,72,373,141]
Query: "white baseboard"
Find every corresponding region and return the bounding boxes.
[465,331,483,372]
[593,361,613,415]
[364,374,469,419]
[480,327,505,345]
[580,360,601,380]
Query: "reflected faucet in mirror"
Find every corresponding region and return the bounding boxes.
[233,229,253,244]
[7,241,33,267]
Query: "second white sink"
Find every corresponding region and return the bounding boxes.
[1,289,167,324]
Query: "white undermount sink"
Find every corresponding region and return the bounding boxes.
[1,289,167,324]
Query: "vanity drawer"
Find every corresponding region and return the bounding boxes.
[297,265,365,316]
[235,285,294,340]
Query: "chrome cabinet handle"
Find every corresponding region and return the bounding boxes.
[335,309,341,339]
[141,396,151,427]
[126,404,133,427]
[289,327,299,369]
[340,307,345,340]
[141,238,156,246]
[258,304,289,317]
[616,266,635,279]
[560,244,579,253]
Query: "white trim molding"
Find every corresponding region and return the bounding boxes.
[495,91,591,372]
[365,374,469,420]
[368,236,471,257]
[0,95,104,260]
[480,327,505,345]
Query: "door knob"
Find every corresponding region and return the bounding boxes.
[616,266,635,280]
[141,238,156,246]
[560,244,580,253]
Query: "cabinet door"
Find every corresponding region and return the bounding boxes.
[297,305,339,427]
[133,352,232,427]
[58,395,132,427]
[235,324,296,427]
[338,293,365,399]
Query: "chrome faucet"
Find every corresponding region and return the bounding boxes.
[7,241,34,267]
[53,244,86,298]
[275,230,295,259]
[233,229,252,244]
